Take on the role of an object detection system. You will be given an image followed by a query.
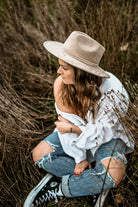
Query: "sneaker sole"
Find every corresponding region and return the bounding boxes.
[94,190,109,207]
[24,173,53,207]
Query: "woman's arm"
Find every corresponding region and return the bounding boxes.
[54,77,82,135]
[53,75,63,101]
[55,115,82,135]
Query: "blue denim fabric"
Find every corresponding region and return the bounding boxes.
[35,131,127,197]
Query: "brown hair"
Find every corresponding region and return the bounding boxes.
[61,67,102,120]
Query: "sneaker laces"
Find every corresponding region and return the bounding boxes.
[32,187,61,206]
[44,188,60,203]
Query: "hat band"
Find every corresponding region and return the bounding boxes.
[63,47,99,67]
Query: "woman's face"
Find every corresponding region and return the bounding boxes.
[57,59,75,84]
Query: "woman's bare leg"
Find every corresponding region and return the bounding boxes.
[33,141,53,162]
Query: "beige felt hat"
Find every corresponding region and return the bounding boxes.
[43,31,109,78]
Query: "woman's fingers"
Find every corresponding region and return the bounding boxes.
[55,115,73,134]
[58,114,66,121]
[54,120,60,125]
[88,163,92,169]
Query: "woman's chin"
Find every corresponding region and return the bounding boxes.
[62,79,69,84]
[61,78,74,85]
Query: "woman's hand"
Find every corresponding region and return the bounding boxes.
[55,115,82,134]
[55,115,73,134]
[74,160,91,176]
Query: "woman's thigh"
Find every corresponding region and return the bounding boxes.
[33,131,67,162]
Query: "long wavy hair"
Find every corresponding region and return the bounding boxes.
[61,67,102,120]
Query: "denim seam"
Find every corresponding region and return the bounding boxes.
[59,156,74,164]
[62,175,72,197]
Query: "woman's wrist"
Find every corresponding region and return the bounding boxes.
[70,127,73,133]
[69,125,82,135]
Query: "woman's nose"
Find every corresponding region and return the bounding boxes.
[57,66,63,74]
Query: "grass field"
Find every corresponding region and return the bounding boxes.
[0,0,137,206]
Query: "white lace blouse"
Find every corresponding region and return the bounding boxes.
[55,72,134,163]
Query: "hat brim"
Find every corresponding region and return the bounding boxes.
[43,41,110,78]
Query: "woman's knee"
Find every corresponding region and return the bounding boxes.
[32,141,53,162]
[101,157,126,186]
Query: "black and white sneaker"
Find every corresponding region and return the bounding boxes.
[24,173,63,207]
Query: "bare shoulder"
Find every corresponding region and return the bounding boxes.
[54,76,63,98]
[54,76,74,113]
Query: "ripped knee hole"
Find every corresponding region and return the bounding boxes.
[101,158,126,186]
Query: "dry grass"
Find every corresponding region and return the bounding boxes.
[0,0,137,206]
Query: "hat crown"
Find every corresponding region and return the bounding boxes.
[43,31,109,78]
[63,31,105,66]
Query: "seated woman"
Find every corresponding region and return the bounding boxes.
[24,31,134,207]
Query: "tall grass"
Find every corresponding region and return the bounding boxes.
[0,0,137,206]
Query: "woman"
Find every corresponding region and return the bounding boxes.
[24,31,134,207]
